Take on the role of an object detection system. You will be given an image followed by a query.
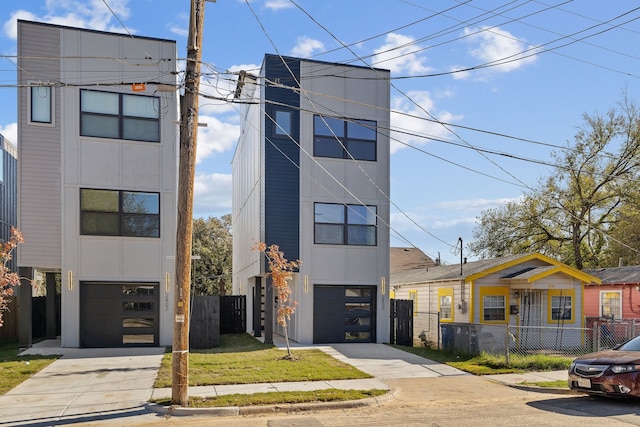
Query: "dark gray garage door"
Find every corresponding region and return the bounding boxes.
[313,285,375,343]
[81,282,159,347]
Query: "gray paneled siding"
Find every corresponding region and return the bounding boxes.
[263,55,300,262]
[18,21,62,268]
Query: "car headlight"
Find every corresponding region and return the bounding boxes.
[569,361,576,372]
[610,365,640,374]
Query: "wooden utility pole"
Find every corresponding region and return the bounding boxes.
[172,0,207,406]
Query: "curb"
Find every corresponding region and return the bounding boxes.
[146,390,395,417]
[484,378,579,396]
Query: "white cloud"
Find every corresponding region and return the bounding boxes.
[195,114,240,164]
[454,26,537,80]
[3,11,37,40]
[265,0,294,11]
[194,172,232,218]
[0,123,18,146]
[372,33,431,75]
[390,90,462,154]
[290,37,324,58]
[3,1,133,40]
[168,13,188,38]
[434,197,520,211]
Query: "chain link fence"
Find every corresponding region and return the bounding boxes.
[413,312,640,361]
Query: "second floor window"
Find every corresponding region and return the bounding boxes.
[314,203,377,246]
[313,115,376,161]
[80,189,160,237]
[80,90,160,142]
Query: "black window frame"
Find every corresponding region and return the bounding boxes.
[313,115,377,161]
[314,202,377,246]
[80,188,160,238]
[80,89,160,142]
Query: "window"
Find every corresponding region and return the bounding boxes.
[80,189,160,237]
[30,85,52,124]
[313,115,376,161]
[274,110,291,136]
[548,289,575,323]
[600,291,622,319]
[480,286,508,323]
[314,203,376,246]
[80,90,160,142]
[409,290,418,316]
[438,288,454,321]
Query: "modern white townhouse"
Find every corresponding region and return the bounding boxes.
[17,20,178,347]
[232,54,391,344]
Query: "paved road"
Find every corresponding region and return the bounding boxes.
[127,377,640,427]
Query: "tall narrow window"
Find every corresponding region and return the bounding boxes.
[438,288,454,321]
[274,110,291,136]
[30,86,52,124]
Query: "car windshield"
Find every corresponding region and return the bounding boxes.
[617,336,640,351]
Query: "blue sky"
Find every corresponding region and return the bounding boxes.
[1,1,639,265]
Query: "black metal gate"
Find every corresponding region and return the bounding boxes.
[220,295,246,334]
[390,299,413,346]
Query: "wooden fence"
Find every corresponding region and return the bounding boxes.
[189,295,246,349]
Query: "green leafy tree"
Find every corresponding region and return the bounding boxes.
[191,215,232,296]
[603,203,640,266]
[470,95,640,269]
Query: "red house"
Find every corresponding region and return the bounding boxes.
[584,266,640,320]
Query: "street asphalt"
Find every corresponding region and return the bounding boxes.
[0,337,570,425]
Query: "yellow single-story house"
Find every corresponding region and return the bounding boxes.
[390,253,601,351]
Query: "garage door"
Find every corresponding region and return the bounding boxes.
[313,285,375,343]
[81,282,159,347]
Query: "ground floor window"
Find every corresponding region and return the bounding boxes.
[438,287,454,321]
[479,286,508,323]
[548,289,574,323]
[600,290,622,319]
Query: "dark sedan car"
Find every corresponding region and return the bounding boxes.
[569,335,640,397]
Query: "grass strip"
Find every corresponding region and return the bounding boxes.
[390,344,573,375]
[153,388,388,408]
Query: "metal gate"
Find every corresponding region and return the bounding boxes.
[390,299,413,346]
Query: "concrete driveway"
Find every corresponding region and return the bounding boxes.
[0,344,165,426]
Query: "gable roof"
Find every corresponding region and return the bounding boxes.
[391,252,601,285]
[390,247,436,274]
[585,266,640,285]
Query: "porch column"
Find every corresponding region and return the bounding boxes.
[17,267,33,348]
[45,272,57,338]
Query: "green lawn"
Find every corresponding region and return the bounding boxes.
[154,333,372,388]
[0,340,59,395]
[391,344,573,375]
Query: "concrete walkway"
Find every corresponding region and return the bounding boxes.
[0,338,570,425]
